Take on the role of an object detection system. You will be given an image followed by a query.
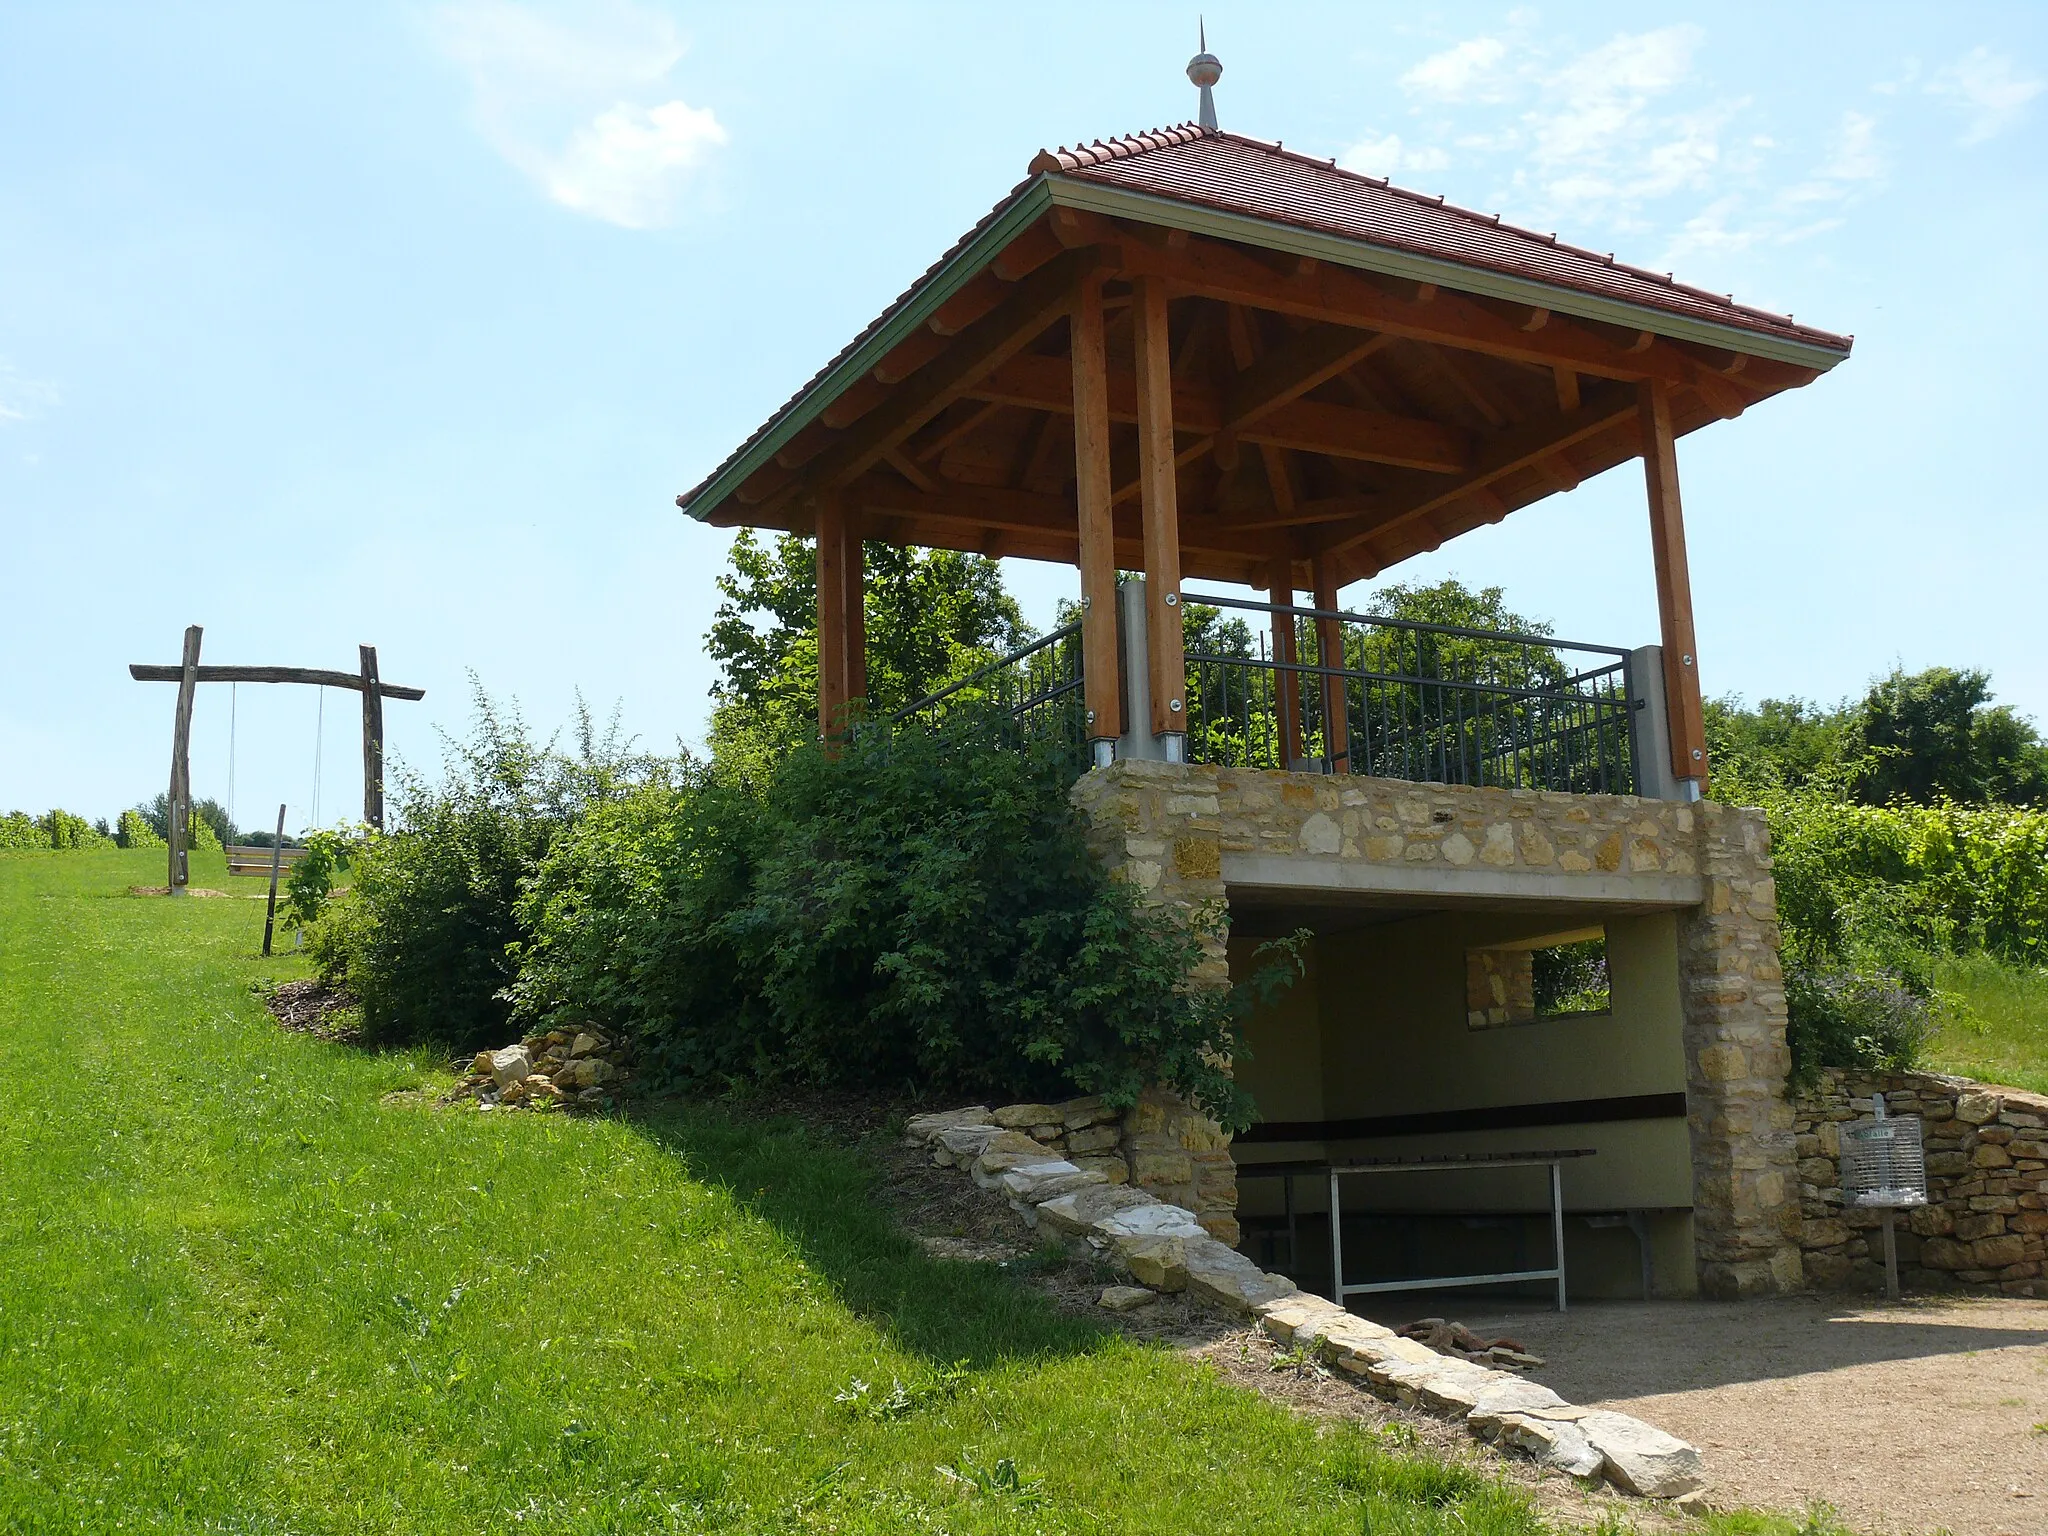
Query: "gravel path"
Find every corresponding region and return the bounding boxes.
[1430,1294,2048,1535]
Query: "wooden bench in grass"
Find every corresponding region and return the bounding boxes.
[226,844,310,878]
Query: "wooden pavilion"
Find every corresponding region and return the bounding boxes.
[677,120,1851,793]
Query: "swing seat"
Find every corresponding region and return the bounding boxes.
[226,845,311,878]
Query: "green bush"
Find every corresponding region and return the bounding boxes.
[512,713,1297,1129]
[0,812,42,850]
[116,809,165,849]
[309,690,633,1053]
[0,810,113,850]
[1784,967,1933,1087]
[282,829,352,928]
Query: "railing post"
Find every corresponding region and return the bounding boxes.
[1626,644,1693,801]
[1312,556,1349,773]
[1115,576,1168,763]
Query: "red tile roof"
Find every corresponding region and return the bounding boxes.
[1034,126,1850,353]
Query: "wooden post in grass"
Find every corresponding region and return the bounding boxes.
[167,625,202,895]
[359,645,384,832]
[262,804,286,957]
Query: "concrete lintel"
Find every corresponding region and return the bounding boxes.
[1220,852,1703,909]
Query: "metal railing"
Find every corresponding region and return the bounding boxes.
[1182,592,1636,795]
[888,620,1090,771]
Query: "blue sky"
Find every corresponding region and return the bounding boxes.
[2,3,2043,832]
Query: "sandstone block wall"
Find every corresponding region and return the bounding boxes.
[1071,761,1803,1297]
[1794,1069,2048,1296]
[1677,803,1803,1298]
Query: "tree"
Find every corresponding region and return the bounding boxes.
[1858,666,2048,807]
[705,530,1025,771]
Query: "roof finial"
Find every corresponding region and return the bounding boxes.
[1187,19,1221,133]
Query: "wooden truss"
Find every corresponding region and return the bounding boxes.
[689,207,1833,785]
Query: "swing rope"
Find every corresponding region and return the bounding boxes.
[311,685,325,830]
[228,682,237,840]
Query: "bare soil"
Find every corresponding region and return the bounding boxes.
[1436,1293,2048,1536]
[259,978,364,1045]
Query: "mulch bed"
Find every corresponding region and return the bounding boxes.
[259,979,364,1045]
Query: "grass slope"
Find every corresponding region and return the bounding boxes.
[1928,955,2048,1096]
[1,849,1551,1535]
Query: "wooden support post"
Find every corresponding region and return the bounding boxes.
[167,624,201,893]
[359,644,384,831]
[844,511,867,712]
[1313,558,1350,772]
[1071,274,1122,746]
[1133,276,1185,741]
[815,490,849,742]
[1638,380,1709,785]
[262,803,286,957]
[1269,559,1304,768]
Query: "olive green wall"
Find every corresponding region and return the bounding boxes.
[1231,908,1697,1297]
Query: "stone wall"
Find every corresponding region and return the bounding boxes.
[1070,760,1803,1298]
[1794,1069,2048,1296]
[1677,803,1803,1298]
[967,1090,1241,1246]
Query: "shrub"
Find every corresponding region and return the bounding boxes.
[512,713,1298,1129]
[1785,966,1934,1087]
[116,809,164,849]
[282,829,352,928]
[0,810,114,850]
[309,688,635,1052]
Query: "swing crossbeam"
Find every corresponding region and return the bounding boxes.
[129,627,424,895]
[128,664,424,699]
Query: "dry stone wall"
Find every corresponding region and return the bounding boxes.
[905,1099,1707,1501]
[1070,761,1804,1300]
[1794,1069,2048,1296]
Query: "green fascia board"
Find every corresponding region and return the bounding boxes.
[1045,179,1852,374]
[681,180,1054,524]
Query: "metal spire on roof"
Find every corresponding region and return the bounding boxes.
[1187,20,1221,133]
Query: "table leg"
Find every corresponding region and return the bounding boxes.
[1550,1161,1567,1312]
[1328,1168,1345,1307]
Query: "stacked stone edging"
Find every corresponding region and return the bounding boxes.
[1071,762,1804,1300]
[905,1100,1706,1500]
[1794,1069,2048,1295]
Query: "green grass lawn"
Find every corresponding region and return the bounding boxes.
[0,848,1844,1535]
[1928,953,2048,1095]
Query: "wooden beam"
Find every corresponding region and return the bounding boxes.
[815,489,849,741]
[1553,366,1580,413]
[1312,558,1349,772]
[882,447,936,492]
[1071,274,1121,744]
[965,352,1470,474]
[168,625,200,893]
[1639,379,1709,783]
[1115,232,1734,394]
[992,217,1065,281]
[1224,325,1392,431]
[1308,385,1638,567]
[1133,276,1186,738]
[791,246,1105,502]
[359,645,385,832]
[129,663,425,700]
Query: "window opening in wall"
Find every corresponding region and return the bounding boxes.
[1467,927,1610,1029]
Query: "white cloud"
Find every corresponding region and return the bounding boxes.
[433,0,726,229]
[0,362,57,425]
[1928,46,2044,144]
[1401,37,1511,103]
[1337,132,1449,180]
